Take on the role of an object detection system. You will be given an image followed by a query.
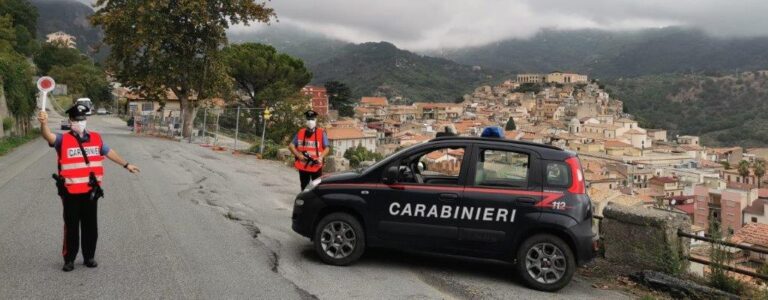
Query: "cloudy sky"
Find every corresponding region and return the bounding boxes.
[226,0,768,50]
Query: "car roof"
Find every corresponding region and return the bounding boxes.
[429,136,574,160]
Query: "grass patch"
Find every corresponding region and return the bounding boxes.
[0,130,40,156]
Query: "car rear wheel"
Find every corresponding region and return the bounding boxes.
[313,212,365,266]
[515,234,575,292]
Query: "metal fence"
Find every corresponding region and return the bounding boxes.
[134,107,270,154]
[677,230,768,281]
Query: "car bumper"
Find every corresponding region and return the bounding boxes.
[291,191,323,239]
[570,220,598,266]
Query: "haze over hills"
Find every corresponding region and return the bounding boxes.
[433,27,768,78]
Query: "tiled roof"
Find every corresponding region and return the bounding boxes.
[605,140,632,148]
[360,97,388,106]
[327,128,368,140]
[731,223,768,249]
[649,176,678,184]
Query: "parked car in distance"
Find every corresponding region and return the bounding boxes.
[60,120,70,130]
[96,108,108,115]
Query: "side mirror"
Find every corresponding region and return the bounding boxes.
[383,166,399,184]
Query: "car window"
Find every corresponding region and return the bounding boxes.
[546,162,570,187]
[397,146,465,185]
[475,149,529,188]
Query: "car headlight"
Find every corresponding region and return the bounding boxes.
[303,178,322,192]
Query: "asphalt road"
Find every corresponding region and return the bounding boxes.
[0,116,628,299]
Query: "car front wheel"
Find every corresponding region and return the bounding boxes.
[516,234,575,292]
[313,212,365,266]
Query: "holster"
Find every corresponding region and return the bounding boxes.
[52,174,68,198]
[88,172,104,202]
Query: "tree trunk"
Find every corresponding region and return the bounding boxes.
[178,92,197,138]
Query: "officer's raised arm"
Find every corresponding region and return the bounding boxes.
[37,111,56,145]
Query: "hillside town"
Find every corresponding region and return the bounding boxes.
[299,71,768,271]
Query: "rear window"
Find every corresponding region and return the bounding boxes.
[545,162,571,187]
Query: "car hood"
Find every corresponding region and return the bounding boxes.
[321,171,361,183]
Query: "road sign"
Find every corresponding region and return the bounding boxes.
[37,76,56,112]
[263,108,272,120]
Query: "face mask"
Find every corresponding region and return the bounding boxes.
[71,120,87,134]
[306,120,317,129]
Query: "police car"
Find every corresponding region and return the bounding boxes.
[291,128,597,292]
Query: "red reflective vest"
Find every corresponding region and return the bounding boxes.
[58,132,105,195]
[294,128,325,173]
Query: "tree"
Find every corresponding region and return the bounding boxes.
[344,144,383,168]
[33,43,87,74]
[505,117,516,131]
[92,0,275,138]
[49,63,110,104]
[222,43,311,108]
[754,159,766,188]
[324,81,353,117]
[737,160,751,184]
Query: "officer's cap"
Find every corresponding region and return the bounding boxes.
[304,110,318,120]
[65,104,90,121]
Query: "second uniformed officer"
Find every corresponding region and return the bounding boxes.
[38,104,140,272]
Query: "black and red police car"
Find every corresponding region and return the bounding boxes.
[292,131,597,292]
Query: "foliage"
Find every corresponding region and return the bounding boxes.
[247,138,280,159]
[0,0,36,56]
[222,42,311,108]
[48,62,110,103]
[0,50,35,133]
[707,218,745,295]
[344,144,383,168]
[505,117,516,131]
[92,0,275,137]
[2,116,12,130]
[608,72,768,147]
[324,80,353,117]
[754,159,766,188]
[512,83,543,94]
[738,160,751,182]
[0,128,38,155]
[33,43,87,74]
[265,92,311,145]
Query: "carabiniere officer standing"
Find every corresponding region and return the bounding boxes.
[38,104,140,272]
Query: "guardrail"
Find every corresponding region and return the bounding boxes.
[677,230,768,281]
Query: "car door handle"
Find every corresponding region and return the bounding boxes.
[516,197,537,205]
[439,193,459,202]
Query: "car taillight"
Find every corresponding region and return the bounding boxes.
[565,156,585,194]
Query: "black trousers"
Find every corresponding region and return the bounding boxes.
[299,170,322,191]
[61,193,98,263]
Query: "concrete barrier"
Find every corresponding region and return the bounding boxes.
[602,202,691,274]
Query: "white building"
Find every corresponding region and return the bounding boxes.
[327,127,377,156]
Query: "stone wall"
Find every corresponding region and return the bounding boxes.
[602,202,691,273]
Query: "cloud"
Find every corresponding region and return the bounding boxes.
[223,0,768,50]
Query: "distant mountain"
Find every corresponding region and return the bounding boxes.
[30,0,106,59]
[607,71,768,147]
[228,25,349,67]
[433,27,768,78]
[230,26,508,102]
[310,42,508,102]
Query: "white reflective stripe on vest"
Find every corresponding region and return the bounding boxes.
[60,160,104,171]
[64,175,104,184]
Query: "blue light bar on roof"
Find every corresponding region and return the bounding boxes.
[481,126,504,138]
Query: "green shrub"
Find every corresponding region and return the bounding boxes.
[248,139,281,159]
[2,117,13,131]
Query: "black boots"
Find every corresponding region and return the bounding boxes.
[62,259,97,271]
[62,261,75,272]
[84,259,98,268]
